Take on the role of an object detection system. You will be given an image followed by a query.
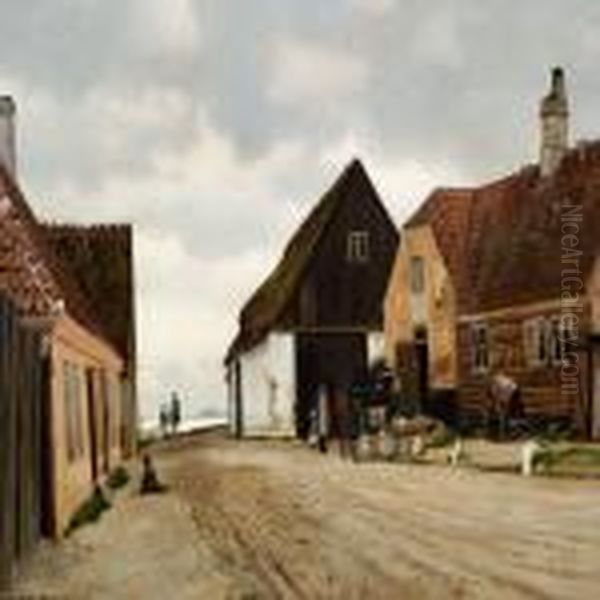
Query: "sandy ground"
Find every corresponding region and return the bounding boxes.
[13,432,600,599]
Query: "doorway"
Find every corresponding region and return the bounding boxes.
[39,355,55,537]
[295,332,367,439]
[234,360,243,438]
[86,369,99,483]
[414,327,429,414]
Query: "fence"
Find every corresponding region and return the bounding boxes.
[0,294,45,586]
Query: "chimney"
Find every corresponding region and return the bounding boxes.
[0,95,16,178]
[539,67,569,177]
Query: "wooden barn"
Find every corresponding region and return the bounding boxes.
[384,68,600,438]
[226,159,399,438]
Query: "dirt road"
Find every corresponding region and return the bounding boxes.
[15,433,600,599]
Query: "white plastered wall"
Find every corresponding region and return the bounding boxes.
[237,332,296,437]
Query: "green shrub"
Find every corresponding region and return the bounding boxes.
[67,486,111,535]
[107,465,130,490]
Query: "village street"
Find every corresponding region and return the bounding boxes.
[13,431,600,599]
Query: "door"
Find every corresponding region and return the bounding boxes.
[86,369,99,482]
[39,356,55,537]
[414,329,429,414]
[234,360,243,438]
[98,371,110,473]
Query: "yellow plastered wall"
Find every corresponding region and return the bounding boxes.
[384,224,458,388]
[50,314,123,536]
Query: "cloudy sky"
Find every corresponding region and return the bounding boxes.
[2,0,600,423]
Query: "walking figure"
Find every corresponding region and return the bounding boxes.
[170,391,182,435]
[159,404,169,438]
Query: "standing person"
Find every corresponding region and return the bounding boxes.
[317,384,329,454]
[170,392,182,435]
[159,404,169,439]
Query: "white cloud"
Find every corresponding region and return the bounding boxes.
[411,7,464,69]
[129,0,200,57]
[348,0,396,16]
[267,35,368,108]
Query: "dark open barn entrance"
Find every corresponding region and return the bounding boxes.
[295,332,367,438]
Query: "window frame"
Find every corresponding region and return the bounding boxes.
[523,314,576,368]
[471,321,490,374]
[346,230,370,263]
[64,361,84,463]
[410,255,425,294]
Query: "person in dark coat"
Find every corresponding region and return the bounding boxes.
[170,392,182,435]
[140,454,166,494]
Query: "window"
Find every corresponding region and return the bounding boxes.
[347,230,369,263]
[471,322,489,373]
[523,319,538,366]
[549,317,563,364]
[64,362,84,462]
[537,319,550,364]
[523,315,577,367]
[109,376,120,449]
[410,256,425,294]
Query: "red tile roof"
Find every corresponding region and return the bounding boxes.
[0,163,121,351]
[406,143,600,315]
[42,224,135,368]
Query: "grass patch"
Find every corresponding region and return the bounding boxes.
[106,465,130,490]
[67,486,111,535]
[535,445,600,475]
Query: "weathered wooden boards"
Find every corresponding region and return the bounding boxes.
[0,294,43,586]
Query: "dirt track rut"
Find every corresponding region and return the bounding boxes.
[161,435,600,599]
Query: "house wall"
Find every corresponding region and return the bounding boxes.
[456,301,591,435]
[50,314,123,536]
[384,224,458,389]
[235,332,296,437]
[42,224,137,458]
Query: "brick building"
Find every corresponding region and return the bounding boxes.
[384,69,600,438]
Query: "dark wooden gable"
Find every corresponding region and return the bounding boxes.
[281,160,399,330]
[227,159,399,361]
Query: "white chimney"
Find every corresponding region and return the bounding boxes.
[0,95,17,178]
[539,67,569,177]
